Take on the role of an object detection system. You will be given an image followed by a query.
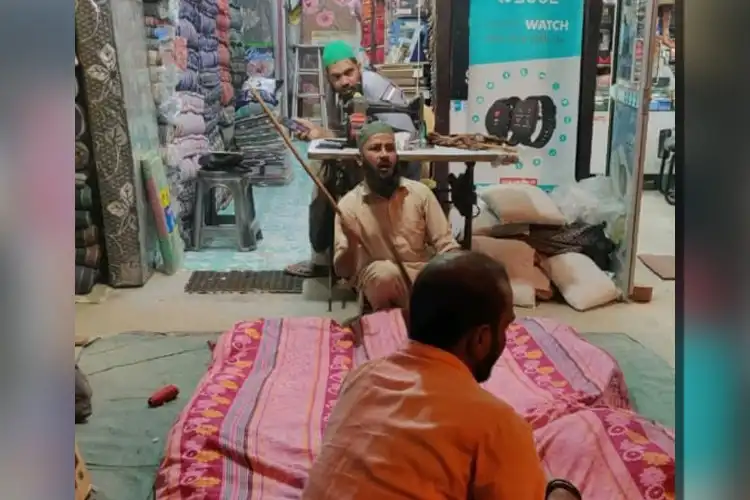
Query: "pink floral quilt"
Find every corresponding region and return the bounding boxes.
[155,311,675,500]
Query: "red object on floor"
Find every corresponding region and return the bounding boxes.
[148,385,180,408]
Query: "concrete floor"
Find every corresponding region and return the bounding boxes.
[75,191,675,366]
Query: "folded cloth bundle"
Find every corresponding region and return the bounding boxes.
[174,112,206,137]
[173,37,188,71]
[177,91,205,114]
[187,50,200,71]
[179,2,199,24]
[147,50,163,66]
[208,128,224,150]
[143,2,171,20]
[177,19,199,48]
[200,0,219,16]
[200,71,220,88]
[75,185,93,210]
[75,265,99,296]
[196,13,216,34]
[219,105,235,125]
[75,210,93,230]
[167,134,210,165]
[218,45,231,67]
[75,142,90,171]
[177,70,199,91]
[145,25,175,39]
[75,226,99,247]
[220,82,234,106]
[204,85,222,104]
[144,16,171,27]
[75,172,88,187]
[159,124,175,145]
[76,244,103,268]
[198,34,218,52]
[199,50,219,69]
[216,13,230,31]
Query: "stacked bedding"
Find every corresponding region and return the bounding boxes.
[196,0,224,152]
[228,1,245,96]
[216,0,236,147]
[156,312,675,499]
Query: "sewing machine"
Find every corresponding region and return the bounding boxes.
[339,94,426,147]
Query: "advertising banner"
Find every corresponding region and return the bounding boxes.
[465,0,585,189]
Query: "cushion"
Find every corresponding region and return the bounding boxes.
[479,183,566,226]
[142,152,184,275]
[541,252,619,311]
[473,236,552,307]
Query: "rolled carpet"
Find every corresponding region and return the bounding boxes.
[75,265,99,295]
[75,226,99,247]
[75,244,103,268]
[75,210,93,229]
[75,185,93,210]
[76,142,90,171]
[75,172,88,187]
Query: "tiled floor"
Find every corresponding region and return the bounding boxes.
[183,144,314,271]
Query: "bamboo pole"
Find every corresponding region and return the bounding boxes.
[246,86,413,291]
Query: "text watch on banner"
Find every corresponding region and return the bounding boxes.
[466,0,585,189]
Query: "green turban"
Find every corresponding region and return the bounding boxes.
[322,40,357,68]
[357,122,395,150]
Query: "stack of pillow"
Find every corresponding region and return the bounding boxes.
[471,183,620,311]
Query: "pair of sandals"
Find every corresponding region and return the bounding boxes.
[285,260,329,279]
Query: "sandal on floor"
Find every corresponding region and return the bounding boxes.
[285,260,329,278]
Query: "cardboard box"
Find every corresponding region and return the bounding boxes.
[75,443,92,500]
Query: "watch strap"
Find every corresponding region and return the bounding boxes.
[527,95,557,148]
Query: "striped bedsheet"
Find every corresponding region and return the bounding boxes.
[155,312,674,500]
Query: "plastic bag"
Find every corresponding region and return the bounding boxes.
[549,176,627,244]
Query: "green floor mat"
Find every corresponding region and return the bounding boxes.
[75,332,219,500]
[582,332,675,428]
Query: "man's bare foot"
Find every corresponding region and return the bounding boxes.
[285,260,329,278]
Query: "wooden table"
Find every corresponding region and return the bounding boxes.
[307,139,512,249]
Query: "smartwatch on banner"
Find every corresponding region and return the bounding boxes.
[507,97,539,146]
[526,95,557,148]
[484,97,520,140]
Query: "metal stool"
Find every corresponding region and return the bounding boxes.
[192,170,262,251]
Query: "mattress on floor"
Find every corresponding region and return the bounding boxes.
[155,313,673,500]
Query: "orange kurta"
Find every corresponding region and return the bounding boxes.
[302,342,548,500]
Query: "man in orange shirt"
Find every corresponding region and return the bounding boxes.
[302,251,581,499]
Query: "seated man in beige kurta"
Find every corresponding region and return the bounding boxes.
[333,122,460,310]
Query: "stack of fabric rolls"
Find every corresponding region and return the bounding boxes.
[228,0,245,97]
[143,0,180,172]
[234,79,292,185]
[75,58,105,295]
[172,1,210,245]
[167,93,210,245]
[197,0,224,152]
[216,0,236,148]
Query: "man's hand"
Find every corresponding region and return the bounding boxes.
[293,118,334,141]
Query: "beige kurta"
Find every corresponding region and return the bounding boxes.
[333,178,460,309]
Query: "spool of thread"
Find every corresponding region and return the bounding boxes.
[148,385,180,408]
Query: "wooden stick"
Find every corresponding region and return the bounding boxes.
[246,86,413,291]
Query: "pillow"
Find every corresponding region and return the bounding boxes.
[541,252,619,311]
[480,183,566,226]
[511,281,536,308]
[473,236,543,307]
[142,152,184,275]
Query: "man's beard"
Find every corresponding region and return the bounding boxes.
[363,160,401,199]
[339,82,364,101]
[472,335,503,383]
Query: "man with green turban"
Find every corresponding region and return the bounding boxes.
[286,40,423,279]
[331,122,459,311]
